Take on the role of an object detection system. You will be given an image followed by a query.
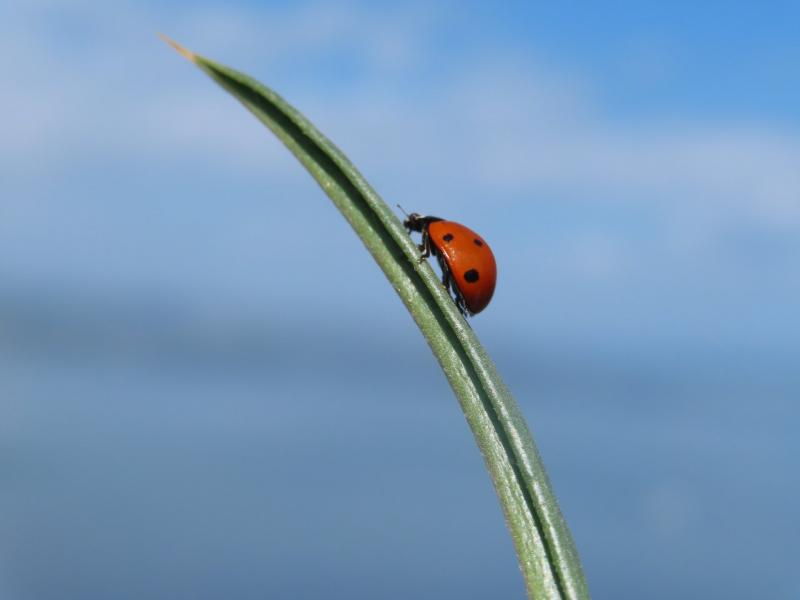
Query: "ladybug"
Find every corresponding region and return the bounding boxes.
[402,210,497,317]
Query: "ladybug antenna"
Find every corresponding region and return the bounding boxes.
[396,203,410,217]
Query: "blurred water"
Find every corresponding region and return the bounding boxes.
[1,289,797,599]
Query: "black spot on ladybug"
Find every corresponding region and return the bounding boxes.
[443,233,454,242]
[473,239,483,247]
[464,269,480,283]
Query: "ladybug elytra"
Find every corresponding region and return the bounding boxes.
[403,211,497,317]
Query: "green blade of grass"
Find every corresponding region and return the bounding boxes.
[163,36,589,600]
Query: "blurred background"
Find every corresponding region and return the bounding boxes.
[2,1,798,598]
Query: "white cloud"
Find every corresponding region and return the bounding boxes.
[179,2,439,71]
[2,0,799,238]
[0,1,445,175]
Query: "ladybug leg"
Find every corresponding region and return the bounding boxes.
[435,253,450,286]
[436,254,470,318]
[456,296,470,318]
[449,280,469,317]
[417,228,432,262]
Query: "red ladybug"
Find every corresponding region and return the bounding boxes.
[403,211,497,317]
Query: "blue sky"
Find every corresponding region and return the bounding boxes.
[2,0,798,351]
[1,2,799,599]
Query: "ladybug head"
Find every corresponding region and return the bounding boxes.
[403,212,428,232]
